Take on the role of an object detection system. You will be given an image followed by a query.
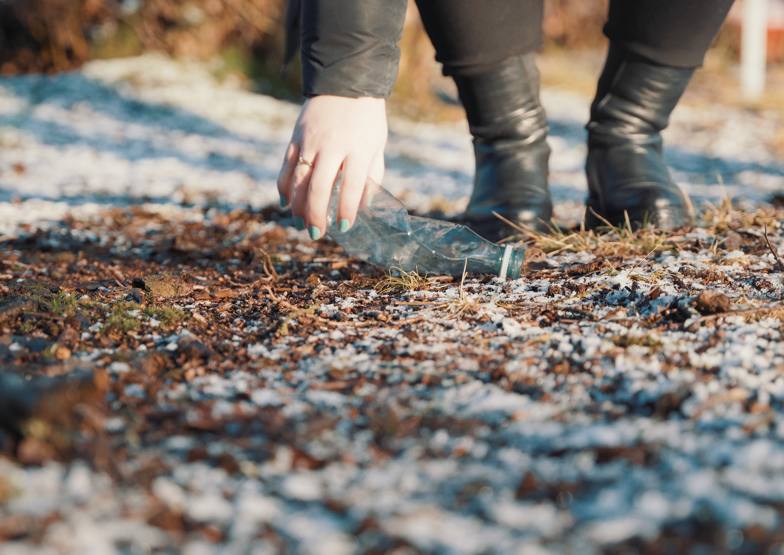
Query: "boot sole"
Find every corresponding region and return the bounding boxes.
[584,201,692,231]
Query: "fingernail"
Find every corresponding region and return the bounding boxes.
[294,216,305,231]
[279,194,287,209]
[309,226,321,241]
[339,219,350,233]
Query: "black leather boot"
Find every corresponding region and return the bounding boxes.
[586,44,695,230]
[453,53,552,242]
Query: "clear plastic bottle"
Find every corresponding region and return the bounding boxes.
[326,178,526,279]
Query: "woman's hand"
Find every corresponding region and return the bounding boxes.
[277,95,387,240]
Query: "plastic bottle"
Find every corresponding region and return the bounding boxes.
[326,178,526,279]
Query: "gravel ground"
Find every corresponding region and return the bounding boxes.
[1,54,784,555]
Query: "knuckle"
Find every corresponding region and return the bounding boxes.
[284,144,295,159]
[292,165,311,180]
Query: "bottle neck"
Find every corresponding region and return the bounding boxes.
[499,247,526,280]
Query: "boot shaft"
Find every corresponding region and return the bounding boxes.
[452,53,548,146]
[588,43,695,145]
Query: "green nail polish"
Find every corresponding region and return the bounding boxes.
[339,219,350,233]
[309,226,321,241]
[294,216,305,231]
[279,194,287,209]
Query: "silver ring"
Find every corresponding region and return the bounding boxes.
[297,156,314,169]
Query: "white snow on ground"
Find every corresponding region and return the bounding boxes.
[1,54,784,554]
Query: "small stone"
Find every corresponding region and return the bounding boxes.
[54,346,71,361]
[550,360,571,374]
[17,438,55,466]
[695,290,731,315]
[56,327,80,347]
[215,453,240,475]
[187,493,234,524]
[132,273,193,298]
[107,361,131,374]
[523,248,547,266]
[723,232,743,252]
[280,473,323,501]
[124,384,146,398]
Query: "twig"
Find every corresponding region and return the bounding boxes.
[278,303,322,336]
[321,318,374,329]
[624,235,667,278]
[686,303,784,331]
[492,211,529,237]
[764,225,784,272]
[263,286,295,311]
[588,207,617,230]
[256,247,280,280]
[560,307,599,322]
[692,387,748,420]
[521,333,553,349]
[1,259,30,268]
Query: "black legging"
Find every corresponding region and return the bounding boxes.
[414,0,736,76]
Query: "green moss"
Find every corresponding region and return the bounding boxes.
[611,335,663,350]
[41,292,79,316]
[89,20,143,60]
[106,313,141,334]
[105,301,143,334]
[143,305,187,326]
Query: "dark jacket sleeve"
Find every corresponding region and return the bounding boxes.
[299,0,408,99]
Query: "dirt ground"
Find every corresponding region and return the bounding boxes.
[1,55,784,554]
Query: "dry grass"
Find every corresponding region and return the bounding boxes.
[503,178,783,264]
[686,303,784,332]
[699,194,782,235]
[375,267,432,295]
[512,216,678,260]
[433,263,483,317]
[377,263,499,319]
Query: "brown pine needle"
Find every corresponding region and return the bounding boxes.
[764,225,784,272]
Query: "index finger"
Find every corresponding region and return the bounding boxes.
[277,142,300,208]
[336,156,373,233]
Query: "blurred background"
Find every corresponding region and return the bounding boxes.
[2,0,784,124]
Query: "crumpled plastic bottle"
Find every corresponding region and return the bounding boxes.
[326,178,526,279]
